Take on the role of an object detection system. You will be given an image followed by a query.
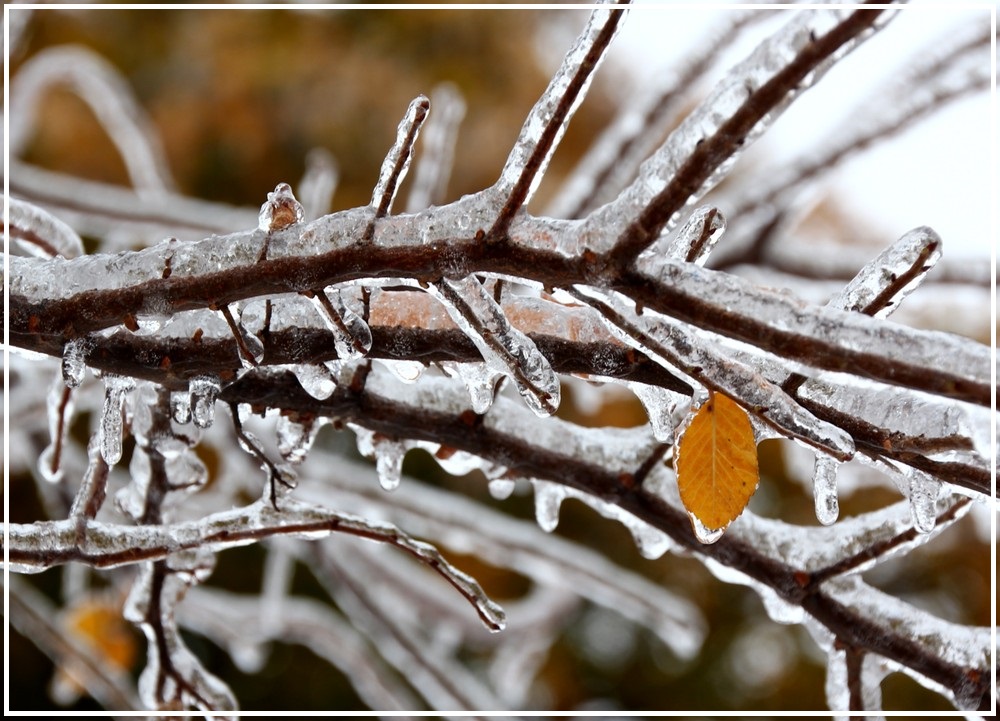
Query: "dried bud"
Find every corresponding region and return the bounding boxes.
[258,182,304,232]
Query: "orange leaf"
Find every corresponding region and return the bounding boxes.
[675,390,759,538]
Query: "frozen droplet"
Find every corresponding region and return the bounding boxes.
[239,330,266,369]
[812,455,840,526]
[382,359,424,383]
[630,523,674,560]
[689,513,725,544]
[908,472,939,533]
[488,478,516,500]
[456,362,503,414]
[258,182,304,232]
[375,442,406,491]
[629,382,680,443]
[292,363,336,400]
[38,445,62,483]
[189,375,220,429]
[170,391,191,424]
[61,338,87,388]
[532,480,567,533]
[99,375,134,465]
[276,415,325,465]
[309,289,373,360]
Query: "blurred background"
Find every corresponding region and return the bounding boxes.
[6,3,993,712]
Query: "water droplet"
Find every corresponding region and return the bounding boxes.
[689,513,725,544]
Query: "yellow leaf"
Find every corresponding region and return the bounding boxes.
[675,390,759,538]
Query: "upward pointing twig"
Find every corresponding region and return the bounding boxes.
[486,0,630,241]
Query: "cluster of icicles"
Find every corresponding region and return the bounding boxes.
[45,178,955,550]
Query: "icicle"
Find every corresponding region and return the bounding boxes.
[908,471,940,534]
[60,338,87,388]
[629,382,680,443]
[258,182,304,232]
[371,94,430,217]
[663,205,726,266]
[532,480,568,533]
[354,427,407,491]
[309,288,373,360]
[291,363,336,400]
[99,375,134,465]
[454,362,504,414]
[812,455,840,526]
[276,415,325,465]
[429,276,561,417]
[189,375,220,429]
[7,195,85,259]
[170,391,192,425]
[405,82,466,212]
[828,226,942,318]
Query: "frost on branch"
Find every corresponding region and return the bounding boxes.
[5,4,992,714]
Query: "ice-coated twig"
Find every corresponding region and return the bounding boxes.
[217,303,265,369]
[600,6,890,264]
[179,586,422,711]
[306,545,504,711]
[125,557,239,715]
[7,195,84,259]
[230,404,296,507]
[728,25,991,230]
[427,275,561,416]
[406,82,466,213]
[825,226,942,319]
[308,287,374,360]
[488,0,629,238]
[10,45,175,194]
[69,437,110,522]
[548,8,765,219]
[571,284,855,459]
[656,204,726,267]
[370,94,430,223]
[39,377,75,483]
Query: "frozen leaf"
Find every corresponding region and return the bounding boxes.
[675,391,759,539]
[257,182,304,233]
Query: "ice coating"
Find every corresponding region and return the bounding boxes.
[575,284,855,459]
[99,374,134,465]
[812,455,840,526]
[258,182,304,233]
[291,363,336,400]
[689,514,725,545]
[8,195,85,259]
[189,375,220,429]
[531,480,567,533]
[591,8,870,245]
[309,288,373,360]
[60,338,87,388]
[495,4,626,205]
[662,205,726,266]
[908,471,940,534]
[628,382,681,443]
[827,226,942,318]
[370,95,429,216]
[275,415,325,465]
[429,276,560,417]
